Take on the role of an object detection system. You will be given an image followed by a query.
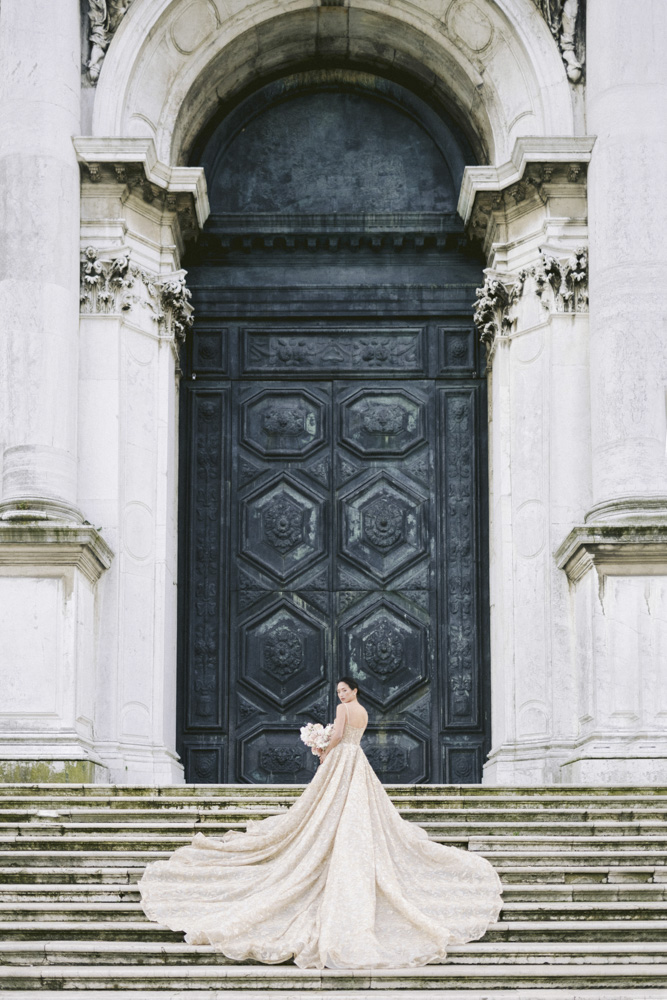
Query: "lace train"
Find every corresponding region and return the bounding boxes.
[139,726,503,969]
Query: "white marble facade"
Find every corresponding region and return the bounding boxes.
[0,0,666,785]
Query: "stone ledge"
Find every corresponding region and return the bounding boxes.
[555,524,667,583]
[458,136,596,223]
[0,523,114,585]
[73,136,209,229]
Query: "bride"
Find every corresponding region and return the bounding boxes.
[139,677,503,969]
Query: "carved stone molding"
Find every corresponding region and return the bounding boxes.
[0,523,113,585]
[80,247,194,347]
[556,524,667,585]
[86,0,134,84]
[73,137,210,235]
[474,247,588,357]
[533,0,584,83]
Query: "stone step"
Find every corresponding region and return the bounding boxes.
[4,919,667,944]
[10,802,667,833]
[7,830,667,847]
[4,849,667,870]
[3,961,667,990]
[4,883,667,904]
[4,900,667,923]
[2,939,667,967]
[8,817,667,835]
[2,864,665,885]
[1,784,666,798]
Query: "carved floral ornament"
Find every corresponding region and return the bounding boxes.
[473,247,588,356]
[79,246,194,346]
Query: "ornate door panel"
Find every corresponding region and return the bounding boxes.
[179,325,489,785]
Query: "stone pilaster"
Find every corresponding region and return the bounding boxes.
[460,137,593,784]
[75,139,208,784]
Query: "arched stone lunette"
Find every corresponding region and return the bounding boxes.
[92,0,576,168]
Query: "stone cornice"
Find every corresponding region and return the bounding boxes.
[73,137,210,230]
[556,524,667,584]
[0,524,114,585]
[458,136,596,226]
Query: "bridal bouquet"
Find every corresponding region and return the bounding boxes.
[299,722,333,756]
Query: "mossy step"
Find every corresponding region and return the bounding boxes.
[3,919,667,943]
[2,939,667,967]
[3,961,667,990]
[1,865,664,885]
[3,883,667,904]
[5,900,667,923]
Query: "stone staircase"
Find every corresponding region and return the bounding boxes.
[1,784,667,998]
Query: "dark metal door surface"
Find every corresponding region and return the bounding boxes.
[179,322,489,785]
[177,70,489,784]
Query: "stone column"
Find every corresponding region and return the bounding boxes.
[587,0,667,519]
[0,0,82,521]
[551,1,667,784]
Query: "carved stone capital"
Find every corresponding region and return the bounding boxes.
[474,247,588,360]
[80,247,194,348]
[556,524,667,585]
[473,275,518,353]
[86,0,134,85]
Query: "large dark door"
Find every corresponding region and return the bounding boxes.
[177,71,489,783]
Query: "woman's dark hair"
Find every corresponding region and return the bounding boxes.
[338,676,360,695]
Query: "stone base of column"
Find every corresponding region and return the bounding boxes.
[0,738,109,784]
[552,523,667,785]
[95,743,184,785]
[483,736,667,785]
[0,523,114,783]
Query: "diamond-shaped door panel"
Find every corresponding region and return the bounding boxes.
[339,600,427,708]
[340,474,426,583]
[242,388,326,458]
[242,476,325,583]
[240,600,325,708]
[340,388,426,457]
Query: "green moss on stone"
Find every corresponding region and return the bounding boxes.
[0,760,101,783]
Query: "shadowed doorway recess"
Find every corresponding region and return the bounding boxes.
[178,70,490,785]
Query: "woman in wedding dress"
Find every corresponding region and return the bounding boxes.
[139,678,503,969]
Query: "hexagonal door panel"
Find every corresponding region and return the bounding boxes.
[363,728,427,783]
[240,600,325,708]
[340,388,426,457]
[242,475,325,583]
[340,474,427,583]
[241,727,318,783]
[339,600,427,709]
[242,388,325,458]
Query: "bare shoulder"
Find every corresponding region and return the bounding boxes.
[335,702,346,717]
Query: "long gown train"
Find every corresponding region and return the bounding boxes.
[139,722,503,969]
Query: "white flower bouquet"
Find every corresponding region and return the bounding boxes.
[299,722,334,756]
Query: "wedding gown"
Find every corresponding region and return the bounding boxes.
[139,710,503,969]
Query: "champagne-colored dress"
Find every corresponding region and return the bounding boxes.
[139,716,502,969]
